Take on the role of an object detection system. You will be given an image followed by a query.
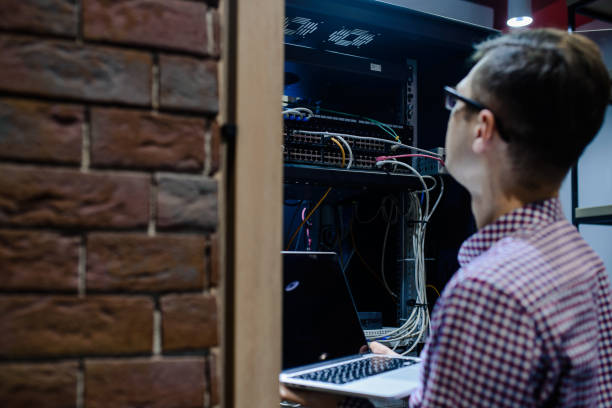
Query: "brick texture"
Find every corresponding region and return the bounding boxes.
[90,108,206,171]
[0,36,151,105]
[0,0,224,404]
[87,233,207,292]
[209,233,220,287]
[161,293,218,351]
[156,175,218,230]
[209,350,220,406]
[85,358,206,408]
[209,120,221,175]
[160,55,218,113]
[0,98,83,164]
[83,0,216,56]
[0,230,79,292]
[0,296,153,357]
[0,362,78,408]
[209,8,221,57]
[0,165,149,229]
[0,0,77,37]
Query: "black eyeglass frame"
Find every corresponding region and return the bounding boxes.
[443,86,510,142]
[443,86,486,111]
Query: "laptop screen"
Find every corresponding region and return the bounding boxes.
[282,251,369,369]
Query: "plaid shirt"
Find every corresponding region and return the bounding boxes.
[341,198,612,408]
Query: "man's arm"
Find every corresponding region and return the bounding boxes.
[410,277,540,408]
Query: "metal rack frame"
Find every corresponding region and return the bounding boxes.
[568,0,612,226]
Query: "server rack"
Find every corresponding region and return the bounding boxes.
[282,0,496,353]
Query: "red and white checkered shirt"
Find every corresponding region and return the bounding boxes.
[341,198,612,408]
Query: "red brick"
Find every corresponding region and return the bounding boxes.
[0,0,77,37]
[85,358,206,408]
[209,120,221,175]
[0,230,79,291]
[209,233,220,287]
[0,35,151,106]
[87,233,206,292]
[156,175,217,230]
[0,361,77,408]
[209,350,220,406]
[159,55,218,113]
[0,296,153,357]
[90,108,205,171]
[0,164,149,229]
[161,293,218,351]
[0,98,82,164]
[210,8,221,58]
[84,0,215,56]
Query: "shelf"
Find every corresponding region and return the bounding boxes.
[284,163,429,189]
[283,163,438,201]
[575,205,612,225]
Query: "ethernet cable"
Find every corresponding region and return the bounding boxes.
[296,130,441,157]
[375,160,430,220]
[328,134,353,169]
[282,107,314,119]
[376,153,445,167]
[364,174,445,354]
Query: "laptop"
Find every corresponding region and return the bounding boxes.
[280,251,421,400]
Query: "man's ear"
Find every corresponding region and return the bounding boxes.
[472,109,495,154]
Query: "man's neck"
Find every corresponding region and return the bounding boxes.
[470,194,523,230]
[470,188,559,230]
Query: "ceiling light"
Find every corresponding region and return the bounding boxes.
[507,0,533,28]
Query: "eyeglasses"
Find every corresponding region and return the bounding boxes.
[443,86,487,112]
[443,86,510,142]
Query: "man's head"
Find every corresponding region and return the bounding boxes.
[445,28,610,198]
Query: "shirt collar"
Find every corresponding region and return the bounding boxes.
[457,197,565,267]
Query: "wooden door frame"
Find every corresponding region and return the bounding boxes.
[221,0,284,406]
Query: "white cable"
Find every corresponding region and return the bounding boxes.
[294,107,314,116]
[426,176,445,221]
[376,160,430,220]
[282,108,304,117]
[364,180,443,353]
[419,176,437,193]
[282,107,314,119]
[295,130,442,157]
[329,133,354,169]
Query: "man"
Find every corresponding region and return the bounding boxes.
[281,28,612,407]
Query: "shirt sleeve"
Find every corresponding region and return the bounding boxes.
[409,277,540,408]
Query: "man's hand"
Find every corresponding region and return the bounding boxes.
[280,384,343,408]
[367,341,400,357]
[279,342,399,406]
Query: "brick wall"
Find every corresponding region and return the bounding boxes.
[0,1,222,407]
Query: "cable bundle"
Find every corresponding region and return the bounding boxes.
[364,160,445,355]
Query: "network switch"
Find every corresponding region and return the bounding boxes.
[283,114,414,173]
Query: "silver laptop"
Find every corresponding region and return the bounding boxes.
[280,251,421,400]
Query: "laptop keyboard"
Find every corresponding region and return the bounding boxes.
[294,357,416,385]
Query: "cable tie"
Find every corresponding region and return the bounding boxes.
[406,299,428,308]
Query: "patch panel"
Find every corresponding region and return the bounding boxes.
[283,113,415,175]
